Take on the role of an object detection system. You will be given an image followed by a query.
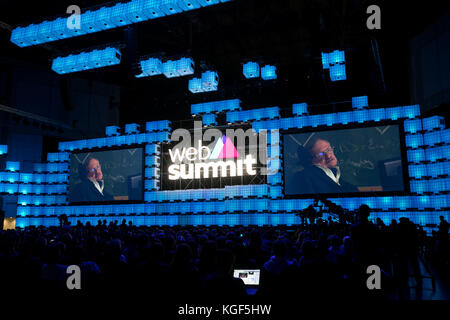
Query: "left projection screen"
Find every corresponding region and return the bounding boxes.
[68,147,144,204]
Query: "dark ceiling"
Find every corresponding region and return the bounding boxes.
[1,0,449,124]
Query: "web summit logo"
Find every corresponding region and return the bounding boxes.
[168,134,257,180]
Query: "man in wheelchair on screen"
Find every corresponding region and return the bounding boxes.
[294,137,358,194]
[71,157,114,203]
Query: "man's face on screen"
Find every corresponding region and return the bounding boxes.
[311,139,338,168]
[87,158,103,181]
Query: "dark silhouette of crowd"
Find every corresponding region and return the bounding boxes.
[0,205,449,302]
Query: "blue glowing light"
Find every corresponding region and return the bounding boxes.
[322,50,346,81]
[0,145,8,155]
[423,116,445,132]
[125,123,140,134]
[329,64,347,81]
[188,77,203,93]
[261,65,277,80]
[243,62,259,79]
[51,47,121,74]
[140,57,162,77]
[162,60,179,78]
[202,113,217,126]
[6,161,20,172]
[106,126,121,136]
[201,71,219,91]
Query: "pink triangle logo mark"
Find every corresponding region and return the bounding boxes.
[209,135,240,160]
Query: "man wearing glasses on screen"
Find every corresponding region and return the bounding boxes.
[294,137,358,194]
[71,157,114,202]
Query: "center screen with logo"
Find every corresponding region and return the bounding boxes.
[160,126,267,190]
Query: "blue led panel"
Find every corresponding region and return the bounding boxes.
[261,65,277,80]
[408,164,427,179]
[142,0,167,19]
[159,0,184,15]
[368,108,386,122]
[140,58,163,76]
[51,18,72,40]
[243,62,259,79]
[162,60,179,78]
[110,3,133,26]
[329,50,345,65]
[405,134,424,148]
[292,103,308,116]
[202,113,217,126]
[191,99,241,114]
[18,184,33,195]
[125,123,140,134]
[354,109,369,123]
[336,111,354,125]
[176,57,195,76]
[427,162,445,177]
[146,120,171,132]
[82,10,102,33]
[32,174,45,184]
[125,0,148,23]
[22,24,40,45]
[423,116,445,132]
[6,161,20,172]
[52,47,121,74]
[199,0,220,5]
[329,64,346,81]
[323,113,337,126]
[36,21,58,43]
[442,145,450,160]
[201,71,219,91]
[426,147,443,162]
[93,6,117,30]
[19,173,33,184]
[106,125,121,136]
[403,104,421,119]
[5,184,18,194]
[424,131,442,146]
[407,149,425,163]
[404,119,422,134]
[179,0,202,10]
[429,179,446,194]
[385,106,403,120]
[10,27,28,47]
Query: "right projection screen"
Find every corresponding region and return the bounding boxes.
[283,124,406,196]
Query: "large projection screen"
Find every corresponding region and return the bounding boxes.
[283,124,407,196]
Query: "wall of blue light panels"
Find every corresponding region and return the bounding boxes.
[52,47,121,74]
[10,98,450,229]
